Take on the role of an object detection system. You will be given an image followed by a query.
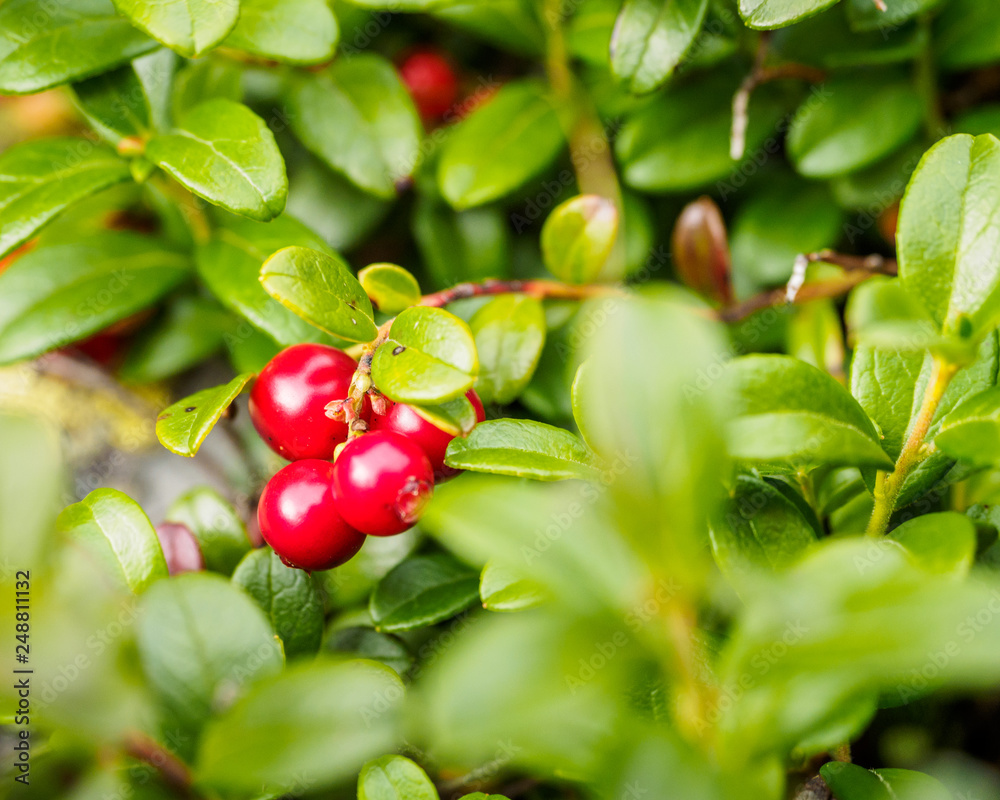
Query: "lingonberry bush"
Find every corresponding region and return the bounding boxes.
[6,1,1000,799]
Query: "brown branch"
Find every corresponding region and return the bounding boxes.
[731,37,827,160]
[123,732,194,798]
[418,278,623,309]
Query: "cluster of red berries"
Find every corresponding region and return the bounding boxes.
[249,344,485,572]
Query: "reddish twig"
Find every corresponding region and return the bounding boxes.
[123,732,194,798]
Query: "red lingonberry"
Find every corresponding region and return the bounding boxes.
[333,430,434,536]
[257,460,366,571]
[249,343,368,461]
[399,49,459,119]
[372,389,485,480]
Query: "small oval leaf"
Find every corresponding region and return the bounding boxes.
[541,195,619,285]
[359,263,422,314]
[480,561,547,612]
[357,755,437,800]
[111,0,239,57]
[470,295,547,405]
[370,554,480,632]
[260,246,378,343]
[156,373,254,457]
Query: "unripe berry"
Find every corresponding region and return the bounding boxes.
[372,389,485,480]
[257,460,366,571]
[399,49,459,119]
[333,430,434,536]
[154,522,204,575]
[249,343,368,461]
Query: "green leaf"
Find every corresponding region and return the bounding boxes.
[889,512,976,576]
[787,76,922,178]
[413,395,477,436]
[165,487,252,575]
[709,475,817,589]
[111,0,239,57]
[0,232,190,365]
[225,0,338,64]
[0,0,157,94]
[897,134,1000,341]
[146,99,288,221]
[445,419,602,480]
[821,763,952,800]
[197,660,403,794]
[480,561,547,612]
[936,386,1000,467]
[846,0,941,32]
[935,0,1000,71]
[739,0,840,29]
[0,138,132,258]
[137,573,283,743]
[438,80,566,209]
[120,296,233,384]
[288,56,422,199]
[359,263,422,314]
[196,215,338,347]
[616,71,787,192]
[72,65,151,143]
[171,58,244,118]
[541,195,619,285]
[156,373,254,457]
[610,0,709,94]
[413,197,510,288]
[324,626,414,677]
[57,488,168,593]
[470,295,546,405]
[357,755,437,800]
[372,307,479,403]
[370,554,480,632]
[260,246,378,343]
[728,355,894,471]
[431,1,545,55]
[233,548,324,660]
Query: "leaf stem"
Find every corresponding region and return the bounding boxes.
[123,731,196,798]
[865,355,959,536]
[915,13,945,136]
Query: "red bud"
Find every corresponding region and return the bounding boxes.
[671,196,733,306]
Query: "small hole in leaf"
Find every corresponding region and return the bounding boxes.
[392,345,406,355]
[184,406,196,413]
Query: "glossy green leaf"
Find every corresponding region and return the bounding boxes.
[0,138,131,258]
[787,76,922,178]
[57,488,168,593]
[821,762,952,800]
[897,134,1000,341]
[414,395,477,437]
[225,0,338,64]
[936,0,1000,71]
[728,355,894,471]
[372,306,478,403]
[171,58,244,118]
[438,80,566,209]
[137,573,282,742]
[156,373,254,457]
[0,0,157,94]
[889,512,976,576]
[72,65,151,143]
[324,626,414,677]
[120,296,232,384]
[541,195,619,285]
[165,487,252,575]
[111,0,239,57]
[288,56,422,199]
[357,755,437,800]
[196,215,337,347]
[359,263,422,314]
[260,245,378,343]
[739,0,840,29]
[616,71,787,192]
[480,561,547,612]
[470,295,546,405]
[413,198,510,288]
[197,660,404,793]
[146,99,288,221]
[233,548,324,660]
[610,0,709,94]
[445,419,602,480]
[0,233,190,365]
[846,0,941,32]
[370,554,480,632]
[709,475,817,589]
[936,386,1000,467]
